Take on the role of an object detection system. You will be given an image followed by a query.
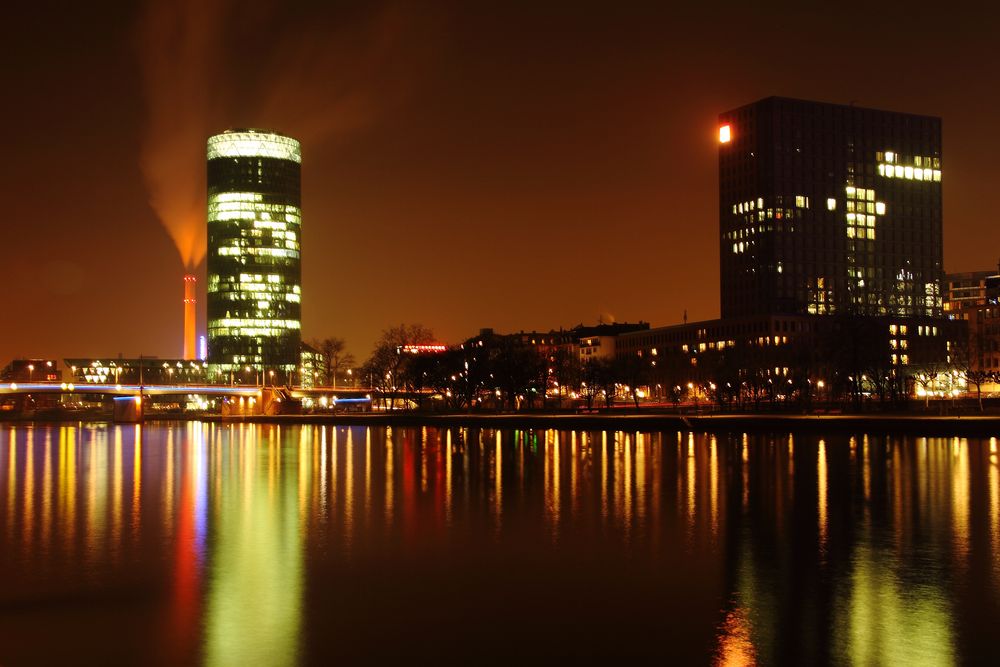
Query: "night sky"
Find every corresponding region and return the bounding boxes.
[3,1,999,361]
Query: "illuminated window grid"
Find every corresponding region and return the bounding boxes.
[844,186,883,240]
[876,150,941,181]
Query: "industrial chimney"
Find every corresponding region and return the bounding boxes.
[183,275,196,360]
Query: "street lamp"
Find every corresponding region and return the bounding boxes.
[269,370,275,386]
[27,364,34,383]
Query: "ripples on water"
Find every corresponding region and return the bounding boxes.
[0,423,998,664]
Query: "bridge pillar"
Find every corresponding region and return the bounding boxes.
[112,396,144,423]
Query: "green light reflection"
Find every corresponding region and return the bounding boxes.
[204,428,303,667]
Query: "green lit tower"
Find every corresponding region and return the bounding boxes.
[206,129,302,380]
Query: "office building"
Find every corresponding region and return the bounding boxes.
[613,98,959,393]
[718,97,944,320]
[206,129,302,378]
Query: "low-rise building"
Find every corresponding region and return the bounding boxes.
[1,359,61,383]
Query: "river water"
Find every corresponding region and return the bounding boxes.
[0,422,998,664]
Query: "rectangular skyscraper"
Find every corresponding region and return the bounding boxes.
[718,97,943,320]
[206,129,302,379]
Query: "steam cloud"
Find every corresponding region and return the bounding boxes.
[136,0,431,269]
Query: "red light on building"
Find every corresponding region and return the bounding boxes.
[719,124,732,143]
[399,344,448,354]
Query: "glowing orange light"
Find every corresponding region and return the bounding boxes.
[719,124,732,143]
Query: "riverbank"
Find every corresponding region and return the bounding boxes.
[196,412,1000,437]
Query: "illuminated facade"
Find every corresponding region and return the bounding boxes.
[64,358,209,385]
[206,129,302,377]
[944,270,998,316]
[719,97,944,320]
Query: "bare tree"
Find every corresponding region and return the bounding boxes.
[363,324,435,409]
[951,324,994,412]
[309,337,356,388]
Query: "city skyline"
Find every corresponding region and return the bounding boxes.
[4,2,1000,361]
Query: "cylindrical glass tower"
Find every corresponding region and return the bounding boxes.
[206,129,302,380]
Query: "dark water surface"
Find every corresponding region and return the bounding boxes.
[1,423,998,664]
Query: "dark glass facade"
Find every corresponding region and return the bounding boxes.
[206,129,302,374]
[718,97,943,320]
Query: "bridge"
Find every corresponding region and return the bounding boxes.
[0,382,261,398]
[0,382,390,421]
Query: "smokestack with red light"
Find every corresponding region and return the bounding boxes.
[183,274,196,360]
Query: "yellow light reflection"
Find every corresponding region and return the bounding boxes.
[61,426,77,555]
[112,428,123,560]
[709,435,718,537]
[687,432,696,529]
[951,438,970,564]
[24,429,34,557]
[7,432,16,543]
[818,439,827,558]
[495,431,503,531]
[601,432,608,523]
[384,428,393,528]
[636,433,646,525]
[344,427,354,547]
[132,425,142,543]
[989,438,999,587]
[41,430,53,556]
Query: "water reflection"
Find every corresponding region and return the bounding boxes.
[0,424,998,662]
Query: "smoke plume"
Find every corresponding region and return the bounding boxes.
[136,0,433,269]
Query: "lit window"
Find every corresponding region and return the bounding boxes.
[875,202,886,215]
[827,198,836,211]
[795,195,805,208]
[719,125,731,143]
